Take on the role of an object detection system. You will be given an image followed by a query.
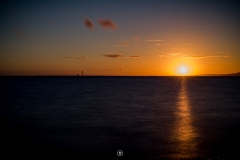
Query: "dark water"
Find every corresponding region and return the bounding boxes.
[1,76,240,159]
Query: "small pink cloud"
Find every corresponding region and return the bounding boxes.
[98,19,117,29]
[84,18,94,29]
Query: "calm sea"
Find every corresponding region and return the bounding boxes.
[1,76,240,159]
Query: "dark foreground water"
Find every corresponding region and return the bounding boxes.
[1,76,240,160]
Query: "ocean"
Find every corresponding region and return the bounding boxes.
[1,76,240,159]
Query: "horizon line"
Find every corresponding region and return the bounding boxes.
[1,71,240,77]
[1,72,240,77]
[1,73,240,77]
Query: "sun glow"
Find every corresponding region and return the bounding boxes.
[179,67,187,74]
[168,59,197,76]
[176,65,191,75]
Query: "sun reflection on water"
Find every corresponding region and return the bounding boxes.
[172,78,198,159]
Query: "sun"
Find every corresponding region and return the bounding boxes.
[171,61,194,76]
[179,66,187,74]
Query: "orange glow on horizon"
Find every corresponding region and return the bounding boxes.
[165,58,198,76]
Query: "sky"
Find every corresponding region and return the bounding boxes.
[0,0,240,76]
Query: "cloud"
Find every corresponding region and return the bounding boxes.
[157,53,181,57]
[186,48,196,51]
[209,55,231,58]
[181,55,231,59]
[166,53,181,56]
[119,68,123,71]
[84,18,94,29]
[61,56,87,59]
[181,55,209,59]
[184,43,194,45]
[102,52,117,54]
[103,54,122,58]
[98,19,117,29]
[114,41,129,47]
[128,55,141,58]
[157,55,170,57]
[146,40,164,42]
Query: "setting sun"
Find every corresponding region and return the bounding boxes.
[179,67,187,74]
[1,1,240,160]
[0,0,239,77]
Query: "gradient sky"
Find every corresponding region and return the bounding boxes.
[1,0,240,76]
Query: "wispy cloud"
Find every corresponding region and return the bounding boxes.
[184,43,194,45]
[166,53,181,56]
[181,55,209,59]
[157,52,181,57]
[186,48,196,51]
[103,54,123,58]
[60,56,87,59]
[102,52,117,54]
[98,19,117,29]
[102,54,141,58]
[157,55,170,58]
[114,41,129,47]
[181,55,231,59]
[128,55,141,58]
[84,18,94,29]
[146,40,164,42]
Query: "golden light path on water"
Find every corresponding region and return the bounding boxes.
[171,78,198,159]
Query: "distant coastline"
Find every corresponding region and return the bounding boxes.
[1,72,240,77]
[199,72,240,76]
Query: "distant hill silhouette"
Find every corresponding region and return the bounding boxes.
[200,72,240,76]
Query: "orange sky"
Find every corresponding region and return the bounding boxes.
[0,1,240,76]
